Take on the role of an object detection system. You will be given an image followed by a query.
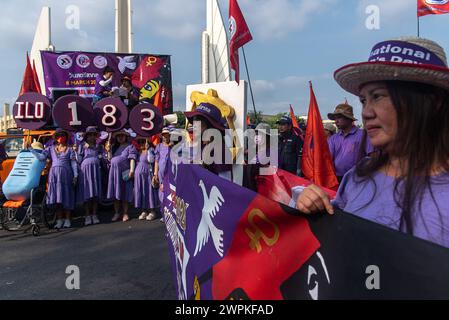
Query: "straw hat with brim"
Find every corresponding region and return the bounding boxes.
[334,37,449,96]
[31,141,44,150]
[185,103,226,131]
[161,128,171,135]
[328,104,357,121]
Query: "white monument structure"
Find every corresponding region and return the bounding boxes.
[115,0,133,53]
[202,0,231,84]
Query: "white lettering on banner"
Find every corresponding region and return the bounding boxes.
[370,45,432,62]
[15,101,46,120]
[15,102,24,119]
[24,102,33,119]
[141,108,155,131]
[35,102,44,119]
[102,105,117,126]
[68,102,82,126]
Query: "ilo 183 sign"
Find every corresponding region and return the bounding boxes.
[13,94,165,136]
[129,103,163,137]
[13,93,52,130]
[53,95,95,132]
[93,97,129,132]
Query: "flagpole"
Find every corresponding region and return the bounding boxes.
[417,15,419,38]
[242,46,258,124]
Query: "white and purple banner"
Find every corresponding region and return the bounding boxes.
[40,51,173,114]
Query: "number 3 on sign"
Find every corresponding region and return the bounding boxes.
[141,108,155,131]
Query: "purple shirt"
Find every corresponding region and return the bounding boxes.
[333,167,449,248]
[328,127,373,177]
[94,74,113,97]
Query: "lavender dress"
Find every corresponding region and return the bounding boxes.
[134,149,159,209]
[77,143,104,203]
[155,143,171,203]
[107,144,138,202]
[32,145,76,210]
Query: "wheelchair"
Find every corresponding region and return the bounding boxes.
[0,182,54,236]
[0,149,56,236]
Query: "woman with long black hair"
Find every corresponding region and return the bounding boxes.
[296,37,449,248]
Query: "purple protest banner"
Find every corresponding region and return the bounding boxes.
[129,103,163,137]
[93,97,128,132]
[41,51,173,114]
[53,95,95,132]
[13,93,52,130]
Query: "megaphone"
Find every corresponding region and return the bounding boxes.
[163,113,178,125]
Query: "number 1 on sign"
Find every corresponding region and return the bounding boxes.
[68,102,82,126]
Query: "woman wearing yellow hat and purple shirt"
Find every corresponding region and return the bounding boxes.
[296,37,449,248]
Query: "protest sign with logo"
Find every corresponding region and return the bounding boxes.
[41,51,173,115]
[163,161,449,300]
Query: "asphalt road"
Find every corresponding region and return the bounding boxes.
[0,211,176,300]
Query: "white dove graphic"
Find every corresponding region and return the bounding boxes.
[194,180,225,257]
[117,56,136,73]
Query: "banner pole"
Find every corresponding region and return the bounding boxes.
[417,15,420,37]
[242,46,258,125]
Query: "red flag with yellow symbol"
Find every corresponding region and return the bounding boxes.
[212,194,320,300]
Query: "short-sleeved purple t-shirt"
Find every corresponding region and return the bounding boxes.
[333,167,449,248]
[328,127,374,177]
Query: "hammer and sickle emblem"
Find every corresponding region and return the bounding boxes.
[244,209,280,253]
[146,56,158,67]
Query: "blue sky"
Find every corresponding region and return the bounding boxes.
[1,0,449,123]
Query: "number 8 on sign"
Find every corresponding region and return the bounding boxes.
[93,97,128,132]
[102,104,117,126]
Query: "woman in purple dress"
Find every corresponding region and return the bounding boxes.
[106,130,138,222]
[77,126,104,226]
[30,129,77,229]
[134,138,159,221]
[153,127,172,206]
[296,37,449,248]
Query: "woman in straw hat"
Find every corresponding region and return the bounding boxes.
[29,128,78,229]
[76,126,104,226]
[296,36,449,248]
[106,129,138,222]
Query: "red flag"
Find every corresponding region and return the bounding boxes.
[246,114,251,125]
[212,194,320,300]
[19,53,40,95]
[301,82,339,190]
[289,105,300,130]
[256,167,337,207]
[229,0,253,83]
[289,104,304,138]
[418,0,449,16]
[32,60,42,94]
